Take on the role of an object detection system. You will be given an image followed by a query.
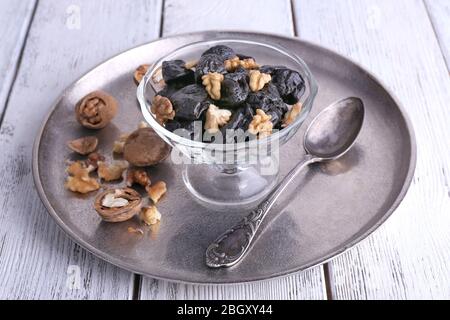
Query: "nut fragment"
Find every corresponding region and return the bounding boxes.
[239,58,259,70]
[184,60,198,69]
[75,91,118,129]
[97,161,128,181]
[202,72,224,100]
[151,65,165,89]
[65,161,100,194]
[126,168,151,188]
[123,127,172,167]
[85,152,105,170]
[224,57,259,71]
[67,136,98,155]
[94,188,142,222]
[248,109,273,139]
[282,102,302,127]
[224,56,240,72]
[139,206,161,226]
[128,227,144,235]
[151,95,175,124]
[102,190,129,208]
[113,133,129,154]
[204,104,232,134]
[134,64,150,84]
[249,70,271,92]
[146,181,167,204]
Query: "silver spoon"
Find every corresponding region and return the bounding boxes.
[206,97,365,268]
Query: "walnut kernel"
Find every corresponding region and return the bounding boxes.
[85,152,105,170]
[97,161,128,181]
[184,60,198,69]
[249,70,271,92]
[151,95,175,124]
[65,161,99,194]
[126,168,151,188]
[248,109,273,139]
[224,57,259,72]
[282,102,302,127]
[204,104,231,134]
[139,206,161,225]
[146,181,167,204]
[134,64,150,84]
[202,72,224,100]
[113,133,129,154]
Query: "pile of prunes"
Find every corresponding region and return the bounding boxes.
[154,45,305,142]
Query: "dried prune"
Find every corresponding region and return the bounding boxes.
[219,68,249,108]
[202,45,236,60]
[165,118,202,140]
[246,83,282,112]
[261,66,305,104]
[195,54,226,81]
[156,83,183,99]
[162,60,195,85]
[169,84,210,120]
[220,104,254,142]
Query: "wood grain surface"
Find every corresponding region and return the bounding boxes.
[425,0,450,69]
[294,0,450,299]
[0,0,449,299]
[0,0,36,117]
[138,0,328,301]
[0,0,162,299]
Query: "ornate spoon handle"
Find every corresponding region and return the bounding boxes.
[206,155,316,268]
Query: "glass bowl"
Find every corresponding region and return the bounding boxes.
[137,39,318,209]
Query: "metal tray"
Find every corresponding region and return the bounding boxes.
[32,31,416,284]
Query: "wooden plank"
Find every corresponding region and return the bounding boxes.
[139,0,328,300]
[425,0,450,69]
[293,0,450,299]
[0,0,163,299]
[0,0,37,116]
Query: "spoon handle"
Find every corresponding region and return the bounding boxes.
[206,155,317,268]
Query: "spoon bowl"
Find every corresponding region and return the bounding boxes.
[305,97,364,160]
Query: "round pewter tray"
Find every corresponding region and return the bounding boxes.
[33,31,416,284]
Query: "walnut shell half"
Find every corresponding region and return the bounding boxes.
[67,136,98,155]
[123,127,171,166]
[75,91,118,129]
[94,188,142,222]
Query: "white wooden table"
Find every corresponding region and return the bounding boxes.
[0,0,449,300]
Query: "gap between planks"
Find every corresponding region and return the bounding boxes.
[0,0,39,128]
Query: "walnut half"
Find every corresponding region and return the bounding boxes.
[151,95,175,124]
[202,72,224,100]
[249,70,271,92]
[75,91,118,129]
[204,104,231,134]
[248,109,273,139]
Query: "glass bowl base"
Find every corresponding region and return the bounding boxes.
[182,163,279,211]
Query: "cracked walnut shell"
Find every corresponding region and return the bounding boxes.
[249,70,271,92]
[248,109,273,139]
[151,95,175,124]
[97,161,128,181]
[139,206,161,226]
[75,91,118,129]
[202,72,224,100]
[204,104,231,134]
[94,188,142,222]
[282,102,302,127]
[67,136,98,155]
[146,181,167,204]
